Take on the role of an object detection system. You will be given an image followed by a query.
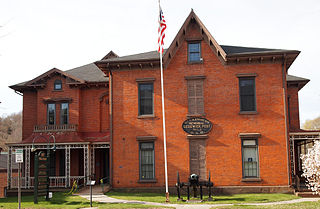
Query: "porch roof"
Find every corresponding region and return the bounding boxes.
[7,131,110,145]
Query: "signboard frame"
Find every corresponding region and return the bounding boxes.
[182,117,213,135]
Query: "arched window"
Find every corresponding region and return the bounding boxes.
[54,79,62,90]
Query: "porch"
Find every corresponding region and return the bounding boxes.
[7,143,110,190]
[289,131,320,191]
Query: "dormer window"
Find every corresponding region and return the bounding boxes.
[54,79,62,90]
[188,42,201,63]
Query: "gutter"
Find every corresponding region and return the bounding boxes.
[109,68,113,188]
[282,54,291,186]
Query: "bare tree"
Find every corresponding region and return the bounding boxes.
[0,112,22,151]
[303,116,320,130]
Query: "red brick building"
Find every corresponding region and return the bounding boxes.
[7,10,319,194]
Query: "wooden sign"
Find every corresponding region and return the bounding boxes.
[182,117,212,135]
[34,151,49,203]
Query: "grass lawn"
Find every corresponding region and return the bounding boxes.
[107,192,300,204]
[0,192,170,209]
[212,200,320,208]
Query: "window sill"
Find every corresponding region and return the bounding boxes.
[137,115,156,119]
[187,60,203,65]
[239,111,258,115]
[138,179,157,183]
[241,178,261,182]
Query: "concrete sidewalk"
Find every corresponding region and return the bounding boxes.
[76,187,320,209]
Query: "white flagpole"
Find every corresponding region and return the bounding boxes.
[158,0,169,202]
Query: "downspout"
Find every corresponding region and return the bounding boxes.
[282,54,291,186]
[109,68,113,187]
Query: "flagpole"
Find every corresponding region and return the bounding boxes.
[158,0,169,202]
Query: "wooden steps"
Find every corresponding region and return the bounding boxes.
[295,191,320,197]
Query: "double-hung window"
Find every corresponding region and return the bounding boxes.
[139,142,155,180]
[60,103,69,125]
[242,139,259,178]
[47,103,56,125]
[239,77,256,112]
[188,42,201,62]
[138,83,154,116]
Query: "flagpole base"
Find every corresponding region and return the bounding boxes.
[165,192,170,202]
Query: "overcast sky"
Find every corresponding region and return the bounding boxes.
[0,0,319,125]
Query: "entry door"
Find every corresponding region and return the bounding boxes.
[189,139,206,180]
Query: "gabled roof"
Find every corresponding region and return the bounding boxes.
[101,50,119,60]
[25,68,85,86]
[96,10,300,71]
[10,63,108,92]
[65,63,108,82]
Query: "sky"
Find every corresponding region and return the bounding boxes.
[0,0,319,125]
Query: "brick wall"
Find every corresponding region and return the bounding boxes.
[21,74,109,142]
[22,91,37,140]
[287,86,300,130]
[0,170,18,198]
[110,21,289,188]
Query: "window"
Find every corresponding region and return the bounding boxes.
[60,103,69,125]
[187,79,204,115]
[188,42,201,62]
[54,79,62,90]
[139,142,155,180]
[138,83,153,116]
[47,104,56,125]
[239,77,256,112]
[242,139,259,178]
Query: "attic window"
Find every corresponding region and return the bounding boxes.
[188,42,201,63]
[54,79,62,90]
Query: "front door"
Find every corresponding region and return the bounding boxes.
[189,139,206,180]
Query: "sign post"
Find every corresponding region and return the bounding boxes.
[15,149,23,209]
[87,180,95,207]
[34,151,49,204]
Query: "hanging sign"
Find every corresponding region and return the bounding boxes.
[182,117,213,135]
[15,149,23,163]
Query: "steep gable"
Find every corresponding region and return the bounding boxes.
[163,9,227,68]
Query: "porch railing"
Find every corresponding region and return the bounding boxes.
[10,176,85,189]
[34,124,78,132]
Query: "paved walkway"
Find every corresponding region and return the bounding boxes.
[76,186,320,209]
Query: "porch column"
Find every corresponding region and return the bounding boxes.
[90,146,95,178]
[84,145,89,183]
[25,146,31,188]
[7,146,12,189]
[65,145,70,188]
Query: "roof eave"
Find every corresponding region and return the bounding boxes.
[226,50,300,58]
[287,79,310,90]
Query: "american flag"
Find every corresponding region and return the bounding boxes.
[158,7,166,54]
